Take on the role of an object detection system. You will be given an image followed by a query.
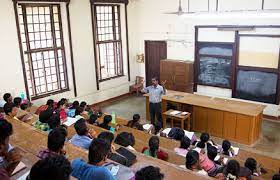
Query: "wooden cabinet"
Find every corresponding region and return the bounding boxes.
[160,59,194,93]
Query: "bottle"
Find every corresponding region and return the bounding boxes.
[111,111,116,124]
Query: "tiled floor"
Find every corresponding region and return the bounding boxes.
[101,95,280,159]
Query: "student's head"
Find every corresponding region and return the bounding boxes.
[71,101,79,109]
[3,102,18,117]
[180,136,191,150]
[173,128,185,141]
[75,107,84,116]
[196,141,206,149]
[3,93,12,103]
[222,140,231,154]
[48,114,61,130]
[272,174,280,180]
[89,114,98,124]
[88,138,111,166]
[133,114,140,121]
[47,128,66,153]
[103,115,112,125]
[0,119,13,154]
[244,158,257,174]
[74,119,88,136]
[13,97,22,107]
[224,160,240,180]
[80,101,87,108]
[98,132,114,145]
[57,99,67,109]
[149,136,159,157]
[46,99,54,108]
[200,132,210,143]
[151,77,159,86]
[207,145,218,161]
[114,132,135,147]
[29,155,71,180]
[186,150,200,170]
[135,166,164,180]
[20,103,28,110]
[39,108,53,123]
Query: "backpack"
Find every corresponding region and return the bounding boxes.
[109,147,136,167]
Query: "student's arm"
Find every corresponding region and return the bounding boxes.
[141,86,149,93]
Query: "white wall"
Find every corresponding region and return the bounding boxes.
[127,0,280,116]
[0,0,135,106]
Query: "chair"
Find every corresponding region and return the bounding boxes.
[129,76,144,96]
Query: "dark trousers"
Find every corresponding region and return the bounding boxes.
[149,102,162,127]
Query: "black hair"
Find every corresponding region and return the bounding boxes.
[48,114,61,130]
[224,160,240,180]
[74,119,88,136]
[88,114,98,124]
[46,99,54,107]
[29,155,71,180]
[133,114,140,121]
[75,107,84,116]
[114,132,135,147]
[103,115,112,125]
[80,101,87,108]
[128,114,140,128]
[244,158,257,174]
[186,150,199,170]
[180,136,191,150]
[98,132,114,145]
[149,136,159,158]
[200,132,210,143]
[196,141,206,149]
[57,99,67,109]
[13,97,22,107]
[207,145,218,161]
[173,128,185,141]
[3,102,16,115]
[88,138,111,165]
[20,103,28,110]
[0,119,13,145]
[222,140,231,156]
[135,166,164,180]
[272,174,280,180]
[70,101,79,109]
[3,93,12,102]
[47,128,66,152]
[151,77,159,81]
[39,108,53,123]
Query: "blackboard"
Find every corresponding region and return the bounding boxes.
[236,70,278,104]
[198,57,232,88]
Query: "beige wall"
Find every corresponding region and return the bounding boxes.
[0,0,135,107]
[127,0,280,116]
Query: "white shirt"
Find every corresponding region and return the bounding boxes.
[143,85,166,103]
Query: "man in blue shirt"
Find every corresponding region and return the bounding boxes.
[142,77,166,127]
[71,138,115,180]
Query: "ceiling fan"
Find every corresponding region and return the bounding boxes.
[163,0,192,16]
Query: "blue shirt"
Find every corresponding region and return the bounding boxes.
[71,158,115,180]
[143,85,166,103]
[70,134,92,149]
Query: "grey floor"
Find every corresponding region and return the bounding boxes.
[101,95,280,159]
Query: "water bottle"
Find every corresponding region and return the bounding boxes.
[111,111,116,124]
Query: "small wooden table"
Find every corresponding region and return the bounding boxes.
[163,109,191,130]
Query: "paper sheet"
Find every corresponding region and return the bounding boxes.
[162,128,194,140]
[12,161,26,176]
[63,117,78,127]
[232,146,239,156]
[16,170,29,180]
[143,124,152,130]
[169,110,181,115]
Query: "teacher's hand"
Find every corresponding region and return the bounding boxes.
[161,80,167,86]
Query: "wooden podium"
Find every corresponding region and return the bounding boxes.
[145,90,266,145]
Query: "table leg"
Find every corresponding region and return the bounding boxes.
[181,119,184,130]
[187,116,191,131]
[171,118,174,128]
[163,115,167,129]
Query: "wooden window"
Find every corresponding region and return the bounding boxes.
[94,4,123,81]
[17,4,68,99]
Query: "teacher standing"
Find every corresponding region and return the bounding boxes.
[142,77,166,127]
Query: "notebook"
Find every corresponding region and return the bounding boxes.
[12,161,26,176]
[17,170,29,180]
[63,117,78,127]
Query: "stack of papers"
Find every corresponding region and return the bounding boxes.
[214,155,229,164]
[63,117,78,127]
[232,146,239,156]
[143,124,153,130]
[169,110,181,115]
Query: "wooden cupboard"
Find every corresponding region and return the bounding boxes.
[160,59,194,93]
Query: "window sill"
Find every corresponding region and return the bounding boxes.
[31,88,70,101]
[99,74,125,82]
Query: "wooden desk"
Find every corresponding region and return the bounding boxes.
[145,90,266,145]
[163,110,191,130]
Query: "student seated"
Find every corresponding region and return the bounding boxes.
[37,127,67,159]
[88,114,99,125]
[28,155,72,180]
[99,115,113,130]
[142,136,168,161]
[114,132,136,151]
[67,101,79,117]
[98,132,115,152]
[3,103,19,121]
[127,114,144,131]
[135,166,164,180]
[74,107,85,120]
[193,132,215,151]
[55,99,68,122]
[70,101,79,109]
[185,150,208,176]
[244,158,261,177]
[13,97,22,108]
[221,140,235,157]
[35,99,55,115]
[70,119,97,149]
[34,108,55,132]
[3,93,13,104]
[174,136,191,157]
[71,138,115,180]
[0,119,22,178]
[207,145,224,166]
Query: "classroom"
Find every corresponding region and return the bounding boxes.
[0,0,280,179]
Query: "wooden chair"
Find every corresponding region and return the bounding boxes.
[129,76,144,96]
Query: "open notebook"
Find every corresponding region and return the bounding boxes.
[11,161,26,176]
[63,117,78,127]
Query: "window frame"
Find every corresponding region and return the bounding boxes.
[15,3,70,100]
[92,4,124,83]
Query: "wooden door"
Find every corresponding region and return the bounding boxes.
[145,41,167,86]
[160,60,174,90]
